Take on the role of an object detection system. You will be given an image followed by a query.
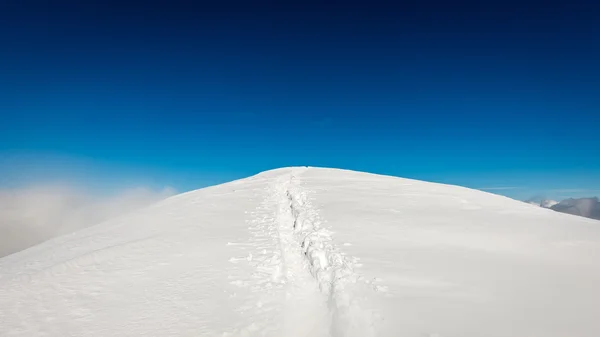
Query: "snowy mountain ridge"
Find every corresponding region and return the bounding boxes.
[1,167,599,337]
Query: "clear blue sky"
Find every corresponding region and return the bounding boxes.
[1,1,599,200]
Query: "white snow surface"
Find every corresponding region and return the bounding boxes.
[1,167,599,337]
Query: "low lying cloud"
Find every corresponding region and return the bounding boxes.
[0,184,175,258]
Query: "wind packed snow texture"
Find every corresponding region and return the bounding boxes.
[1,167,600,337]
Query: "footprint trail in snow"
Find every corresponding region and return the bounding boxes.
[228,168,380,337]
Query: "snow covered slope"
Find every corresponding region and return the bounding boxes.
[1,167,599,337]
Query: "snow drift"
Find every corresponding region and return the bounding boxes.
[1,167,599,337]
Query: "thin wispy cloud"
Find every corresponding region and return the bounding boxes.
[549,189,594,193]
[478,186,523,191]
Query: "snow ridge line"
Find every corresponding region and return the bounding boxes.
[283,171,377,337]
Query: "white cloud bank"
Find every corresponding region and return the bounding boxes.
[0,184,175,257]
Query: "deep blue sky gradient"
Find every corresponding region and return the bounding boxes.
[1,1,599,200]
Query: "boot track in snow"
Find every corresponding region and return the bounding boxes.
[229,168,379,337]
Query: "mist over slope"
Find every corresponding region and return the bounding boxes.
[0,185,174,257]
[1,167,599,337]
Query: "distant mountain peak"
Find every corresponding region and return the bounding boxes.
[550,197,600,220]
